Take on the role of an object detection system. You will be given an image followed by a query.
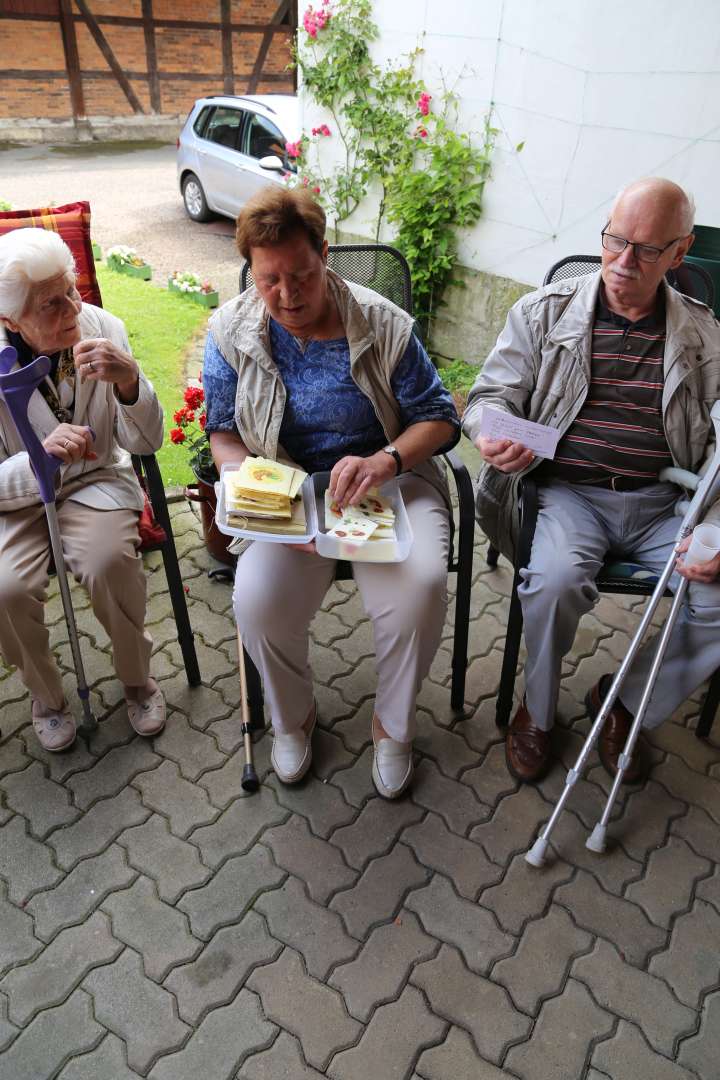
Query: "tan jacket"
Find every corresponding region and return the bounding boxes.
[209,269,451,504]
[463,272,720,558]
[0,304,164,513]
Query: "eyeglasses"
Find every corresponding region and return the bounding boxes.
[601,229,689,264]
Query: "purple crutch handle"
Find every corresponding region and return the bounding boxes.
[0,345,76,506]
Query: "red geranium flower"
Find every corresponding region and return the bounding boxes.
[170,427,186,444]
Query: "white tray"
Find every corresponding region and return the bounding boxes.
[215,463,317,544]
[312,471,413,563]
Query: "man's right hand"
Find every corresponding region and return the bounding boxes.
[475,436,534,473]
[42,424,97,464]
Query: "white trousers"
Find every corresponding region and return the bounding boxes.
[233,474,450,742]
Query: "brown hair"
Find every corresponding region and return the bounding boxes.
[236,187,327,263]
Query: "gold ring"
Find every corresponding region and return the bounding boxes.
[88,360,94,372]
[64,439,70,448]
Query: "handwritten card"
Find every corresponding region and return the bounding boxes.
[477,406,562,460]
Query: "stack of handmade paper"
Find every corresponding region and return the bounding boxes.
[224,457,308,535]
[324,489,396,544]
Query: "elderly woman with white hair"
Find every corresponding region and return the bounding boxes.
[0,227,165,751]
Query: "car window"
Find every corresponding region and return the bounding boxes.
[192,105,213,138]
[242,113,286,161]
[203,107,245,150]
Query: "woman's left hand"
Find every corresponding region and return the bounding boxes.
[74,338,140,402]
[330,451,397,506]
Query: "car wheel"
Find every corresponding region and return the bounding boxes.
[182,173,212,222]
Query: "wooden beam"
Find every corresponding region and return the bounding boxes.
[58,0,85,120]
[247,0,290,94]
[219,0,234,95]
[141,0,161,112]
[74,0,145,113]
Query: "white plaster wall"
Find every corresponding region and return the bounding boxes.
[302,0,720,287]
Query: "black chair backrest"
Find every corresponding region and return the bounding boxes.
[240,242,413,315]
[543,253,715,309]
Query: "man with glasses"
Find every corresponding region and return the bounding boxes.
[463,177,720,783]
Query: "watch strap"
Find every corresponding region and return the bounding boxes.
[384,445,403,475]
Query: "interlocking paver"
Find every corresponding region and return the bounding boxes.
[154,712,226,779]
[554,869,667,965]
[328,747,376,807]
[328,697,375,752]
[470,785,553,864]
[248,949,362,1071]
[411,759,488,834]
[670,804,720,862]
[84,947,190,1073]
[242,1030,324,1079]
[26,844,136,941]
[0,737,30,779]
[542,808,644,895]
[625,835,711,927]
[329,796,423,870]
[178,847,284,939]
[263,815,357,903]
[646,718,720,774]
[102,876,200,980]
[505,978,615,1080]
[402,812,502,900]
[256,875,358,978]
[0,988,103,1080]
[190,789,288,867]
[1,909,121,1025]
[492,905,592,1015]
[608,779,687,862]
[406,874,514,975]
[133,759,218,837]
[49,787,150,870]
[199,744,272,806]
[164,910,281,1025]
[591,1019,697,1080]
[416,1026,509,1080]
[0,889,41,973]
[328,983,446,1080]
[573,937,696,1055]
[677,989,720,1078]
[412,944,531,1063]
[162,681,233,730]
[653,755,720,823]
[415,721,478,779]
[66,740,161,809]
[118,813,211,903]
[649,899,720,1008]
[0,998,18,1053]
[461,742,519,808]
[57,1032,140,1080]
[267,774,357,838]
[330,842,430,938]
[478,851,574,934]
[0,815,63,901]
[310,729,355,779]
[329,910,437,1021]
[148,988,276,1080]
[696,869,720,912]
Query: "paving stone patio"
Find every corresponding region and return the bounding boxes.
[1,484,719,1079]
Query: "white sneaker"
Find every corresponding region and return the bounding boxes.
[271,705,317,784]
[126,688,166,736]
[31,700,77,752]
[372,734,414,799]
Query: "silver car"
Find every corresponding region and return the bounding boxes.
[177,94,301,222]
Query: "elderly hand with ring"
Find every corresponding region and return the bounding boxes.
[74,337,140,404]
[42,423,97,465]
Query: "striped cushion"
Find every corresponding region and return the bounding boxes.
[0,201,101,307]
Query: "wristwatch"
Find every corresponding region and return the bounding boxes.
[382,444,403,475]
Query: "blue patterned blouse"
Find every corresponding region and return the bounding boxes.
[203,318,459,473]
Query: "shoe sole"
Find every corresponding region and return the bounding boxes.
[584,688,643,784]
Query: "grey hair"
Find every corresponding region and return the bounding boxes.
[610,178,696,236]
[0,228,76,323]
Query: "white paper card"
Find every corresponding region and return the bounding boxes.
[477,407,562,460]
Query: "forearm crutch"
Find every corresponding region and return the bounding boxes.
[526,400,720,868]
[0,347,96,735]
[237,627,260,793]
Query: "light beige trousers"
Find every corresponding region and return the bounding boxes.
[233,473,450,742]
[0,500,152,710]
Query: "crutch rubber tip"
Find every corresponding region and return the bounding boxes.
[525,837,549,868]
[241,764,260,793]
[585,824,607,853]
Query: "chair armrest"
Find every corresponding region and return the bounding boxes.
[134,452,173,538]
[440,449,475,573]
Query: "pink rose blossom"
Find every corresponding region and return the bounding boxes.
[417,91,432,117]
[285,140,302,159]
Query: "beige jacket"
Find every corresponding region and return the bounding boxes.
[0,304,164,513]
[463,272,720,558]
[209,269,450,504]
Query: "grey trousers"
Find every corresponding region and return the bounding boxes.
[518,480,720,731]
[233,473,450,742]
[0,500,152,710]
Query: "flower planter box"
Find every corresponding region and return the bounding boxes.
[91,241,102,261]
[168,279,219,308]
[108,260,152,281]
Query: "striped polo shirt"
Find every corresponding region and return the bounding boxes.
[539,287,672,490]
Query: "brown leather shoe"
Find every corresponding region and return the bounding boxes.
[586,675,643,784]
[505,701,552,782]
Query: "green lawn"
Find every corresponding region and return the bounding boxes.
[96,265,208,486]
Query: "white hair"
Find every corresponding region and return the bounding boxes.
[0,228,76,322]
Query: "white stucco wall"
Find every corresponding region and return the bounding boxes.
[306,0,720,288]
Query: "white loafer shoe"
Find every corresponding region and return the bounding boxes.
[372,735,414,799]
[32,700,77,752]
[271,706,317,784]
[126,688,166,736]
